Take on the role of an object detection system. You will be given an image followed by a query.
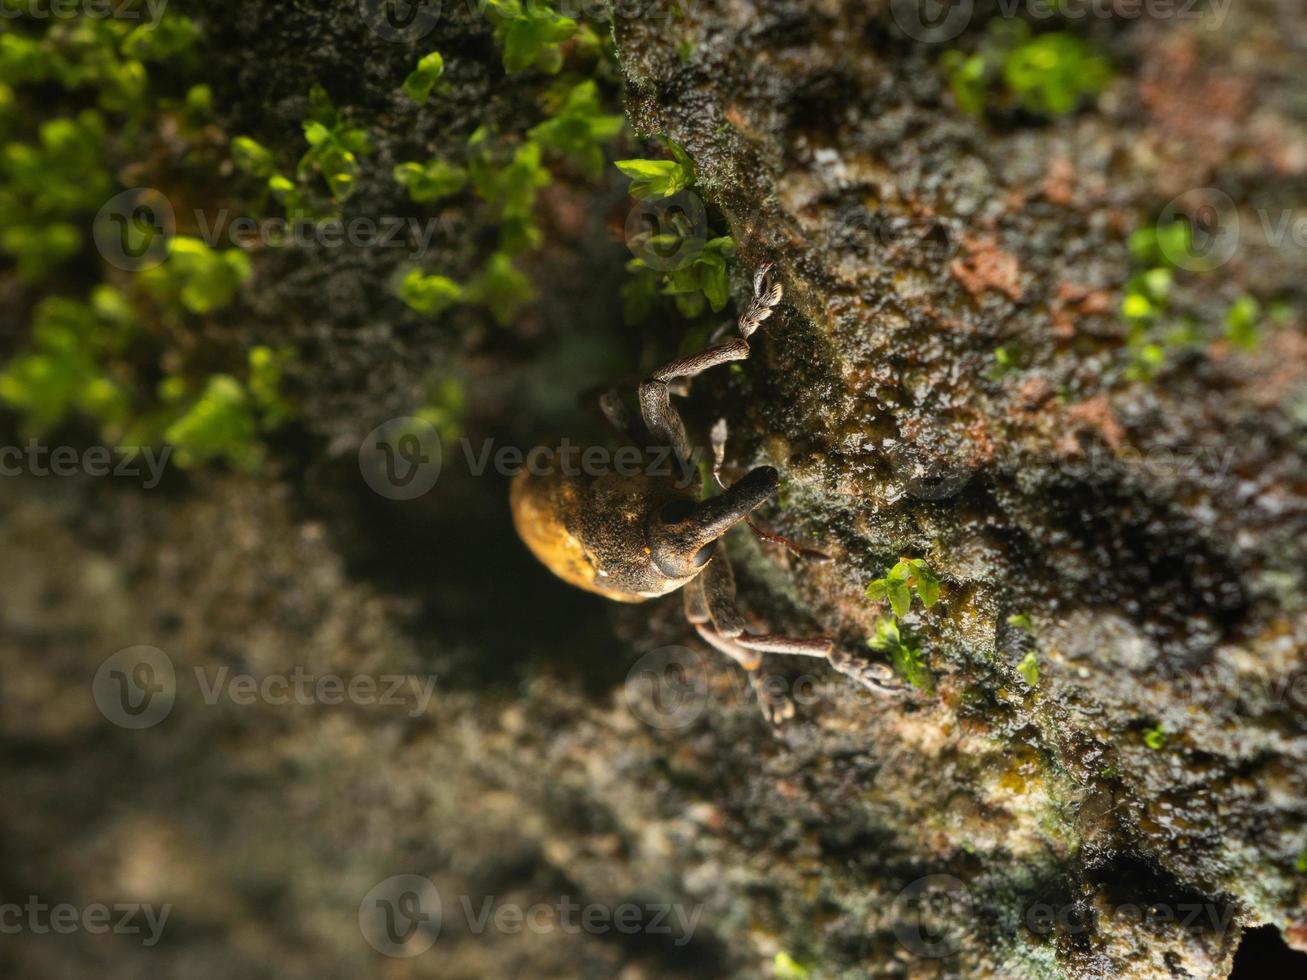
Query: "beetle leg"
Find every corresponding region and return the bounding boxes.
[734,634,834,657]
[828,648,907,697]
[638,264,783,460]
[597,389,635,435]
[684,574,759,669]
[711,417,834,563]
[639,338,750,460]
[684,545,799,724]
[749,669,797,725]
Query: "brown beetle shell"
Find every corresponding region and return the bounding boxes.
[510,464,700,603]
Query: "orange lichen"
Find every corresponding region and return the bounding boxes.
[950,234,1024,301]
[1049,282,1114,339]
[1060,395,1126,454]
[1042,156,1076,206]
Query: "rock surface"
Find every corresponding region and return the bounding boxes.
[2,1,1306,978]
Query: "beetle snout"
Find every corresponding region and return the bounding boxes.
[649,466,779,579]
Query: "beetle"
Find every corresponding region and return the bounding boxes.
[511,263,900,722]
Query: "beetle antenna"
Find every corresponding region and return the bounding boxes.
[710,417,832,563]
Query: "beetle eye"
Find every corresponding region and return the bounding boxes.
[659,499,695,524]
[692,543,714,567]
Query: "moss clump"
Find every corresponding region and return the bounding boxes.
[1017,651,1040,688]
[0,289,136,434]
[139,236,251,315]
[942,22,1109,118]
[865,557,941,618]
[1122,222,1271,380]
[402,51,446,105]
[869,616,934,693]
[161,346,292,471]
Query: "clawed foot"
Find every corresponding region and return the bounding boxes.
[749,669,797,726]
[829,648,909,697]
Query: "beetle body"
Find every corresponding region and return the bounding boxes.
[511,459,778,602]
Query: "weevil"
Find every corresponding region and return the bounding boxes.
[511,263,900,722]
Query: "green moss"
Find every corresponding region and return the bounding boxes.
[989,345,1018,379]
[467,129,552,255]
[389,6,627,330]
[620,259,659,325]
[466,251,535,325]
[162,375,260,470]
[0,109,111,279]
[942,22,1109,119]
[1224,295,1262,350]
[528,79,624,180]
[393,158,468,203]
[615,140,696,200]
[415,378,465,443]
[0,289,135,434]
[121,15,201,62]
[1121,224,1200,380]
[1007,613,1033,634]
[484,0,577,75]
[655,235,737,318]
[772,952,811,978]
[139,236,252,315]
[398,269,464,317]
[1120,221,1273,379]
[160,346,293,471]
[0,5,297,472]
[402,51,446,105]
[1143,725,1167,750]
[297,84,373,202]
[1003,31,1110,116]
[1017,652,1040,688]
[865,557,941,618]
[868,616,934,694]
